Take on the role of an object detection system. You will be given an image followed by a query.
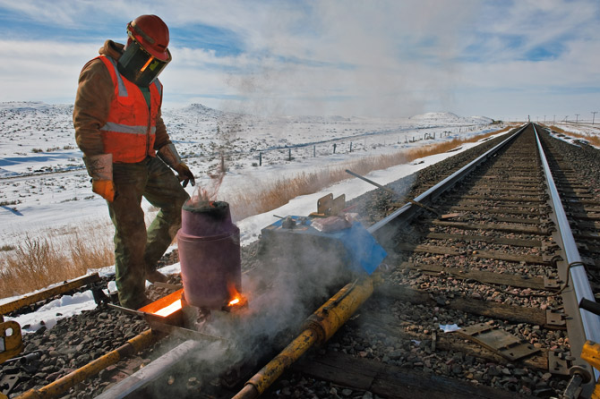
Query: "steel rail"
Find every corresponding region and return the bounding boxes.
[231,125,529,398]
[94,339,206,399]
[14,329,162,399]
[0,273,101,315]
[533,124,600,388]
[369,124,528,242]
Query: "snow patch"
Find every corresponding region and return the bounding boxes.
[410,112,461,120]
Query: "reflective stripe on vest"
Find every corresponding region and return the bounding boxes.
[104,57,128,97]
[100,122,157,135]
[96,55,162,163]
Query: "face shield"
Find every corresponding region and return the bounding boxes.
[117,39,171,87]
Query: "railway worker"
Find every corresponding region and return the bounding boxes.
[73,15,194,309]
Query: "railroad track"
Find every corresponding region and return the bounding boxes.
[242,123,599,399]
[2,123,599,399]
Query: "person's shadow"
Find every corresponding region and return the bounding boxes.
[1,205,23,216]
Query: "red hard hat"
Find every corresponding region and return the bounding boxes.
[127,15,170,61]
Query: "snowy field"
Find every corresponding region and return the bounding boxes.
[0,101,497,249]
[3,102,599,252]
[546,122,600,149]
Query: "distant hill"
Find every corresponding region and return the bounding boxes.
[0,101,52,111]
[0,102,494,126]
[469,115,494,124]
[410,112,492,124]
[0,101,72,113]
[410,112,461,120]
[180,103,220,114]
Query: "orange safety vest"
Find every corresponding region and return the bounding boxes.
[97,55,163,163]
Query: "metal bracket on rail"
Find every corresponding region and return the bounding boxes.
[542,254,564,267]
[548,350,572,376]
[0,315,24,364]
[545,309,567,329]
[454,323,540,362]
[309,193,346,218]
[542,222,557,234]
[0,373,19,398]
[542,242,559,252]
[544,276,561,290]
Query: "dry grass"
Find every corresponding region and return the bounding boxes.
[549,125,600,146]
[0,226,114,299]
[1,126,510,300]
[229,127,511,220]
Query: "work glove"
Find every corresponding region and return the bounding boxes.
[83,154,116,202]
[158,143,195,187]
[92,180,116,202]
[175,162,195,188]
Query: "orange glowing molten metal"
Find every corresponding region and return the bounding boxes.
[139,289,184,317]
[154,299,183,317]
[227,284,247,308]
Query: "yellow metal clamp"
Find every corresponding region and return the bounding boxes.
[0,319,24,364]
[15,329,161,399]
[233,277,376,399]
[581,340,600,399]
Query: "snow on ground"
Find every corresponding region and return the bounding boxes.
[0,101,512,333]
[0,101,501,248]
[545,122,600,150]
[409,111,493,125]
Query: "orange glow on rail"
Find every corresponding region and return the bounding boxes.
[138,288,184,317]
[227,283,247,307]
[154,299,182,317]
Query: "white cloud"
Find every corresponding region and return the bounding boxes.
[0,0,599,118]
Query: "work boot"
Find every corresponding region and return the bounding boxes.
[121,295,151,310]
[146,270,168,284]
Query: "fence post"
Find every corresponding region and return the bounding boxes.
[350,142,353,152]
[314,145,316,157]
[333,143,337,154]
[259,152,262,166]
[288,148,291,161]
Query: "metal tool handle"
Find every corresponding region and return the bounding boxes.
[580,298,600,317]
[345,169,440,215]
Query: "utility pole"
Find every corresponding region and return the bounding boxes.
[575,114,579,124]
[592,111,597,125]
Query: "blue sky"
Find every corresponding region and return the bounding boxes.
[0,0,599,120]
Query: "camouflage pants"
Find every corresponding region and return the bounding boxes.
[107,156,189,309]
